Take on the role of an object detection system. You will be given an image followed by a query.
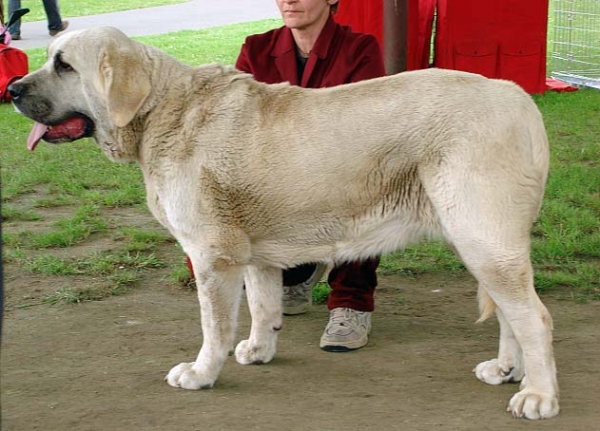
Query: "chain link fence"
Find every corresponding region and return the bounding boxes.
[551,0,600,89]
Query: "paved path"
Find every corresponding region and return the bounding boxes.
[10,0,280,50]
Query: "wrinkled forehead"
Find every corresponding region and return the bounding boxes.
[46,27,129,62]
[47,30,86,58]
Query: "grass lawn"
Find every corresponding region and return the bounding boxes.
[1,18,598,305]
[2,0,187,22]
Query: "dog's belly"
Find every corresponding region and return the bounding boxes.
[249,211,442,268]
[334,214,440,262]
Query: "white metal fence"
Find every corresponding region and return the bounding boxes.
[551,0,600,89]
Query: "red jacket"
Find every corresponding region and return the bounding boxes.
[235,15,385,88]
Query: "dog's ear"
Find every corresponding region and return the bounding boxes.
[97,49,151,128]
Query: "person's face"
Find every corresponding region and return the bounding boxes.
[276,0,335,30]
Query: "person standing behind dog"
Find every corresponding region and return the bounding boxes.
[236,0,386,352]
[7,0,68,40]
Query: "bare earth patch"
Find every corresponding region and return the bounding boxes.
[2,257,600,430]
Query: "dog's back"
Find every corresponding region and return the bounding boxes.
[206,68,549,267]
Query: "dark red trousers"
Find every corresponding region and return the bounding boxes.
[326,258,379,312]
[187,257,379,312]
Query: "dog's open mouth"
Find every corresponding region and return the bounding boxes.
[27,114,94,151]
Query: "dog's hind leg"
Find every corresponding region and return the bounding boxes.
[166,258,245,390]
[235,265,283,365]
[439,216,558,419]
[445,222,558,418]
[424,162,558,419]
[474,289,525,385]
[469,254,557,419]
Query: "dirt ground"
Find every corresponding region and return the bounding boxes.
[2,225,600,430]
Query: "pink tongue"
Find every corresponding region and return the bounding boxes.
[27,122,50,151]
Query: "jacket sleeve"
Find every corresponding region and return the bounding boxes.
[347,35,387,83]
[235,38,252,73]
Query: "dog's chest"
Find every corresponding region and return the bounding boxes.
[141,165,197,232]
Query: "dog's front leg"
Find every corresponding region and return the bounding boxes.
[166,259,244,390]
[235,265,283,365]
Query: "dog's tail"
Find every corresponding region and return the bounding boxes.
[476,285,496,323]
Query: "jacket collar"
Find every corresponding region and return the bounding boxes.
[272,14,338,86]
[272,14,337,59]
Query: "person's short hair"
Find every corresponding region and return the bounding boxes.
[331,1,339,14]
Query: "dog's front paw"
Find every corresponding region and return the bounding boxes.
[165,362,215,390]
[508,389,559,420]
[474,359,523,385]
[234,339,276,365]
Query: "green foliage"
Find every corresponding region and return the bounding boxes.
[1,205,41,222]
[39,278,136,305]
[170,263,196,288]
[116,227,173,252]
[379,242,464,278]
[5,205,107,248]
[312,282,332,305]
[16,252,166,305]
[23,251,165,276]
[138,20,282,66]
[2,0,186,22]
[532,90,600,298]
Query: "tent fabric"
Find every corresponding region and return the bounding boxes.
[335,0,550,94]
[335,0,383,47]
[545,78,578,93]
[434,0,549,94]
[411,0,436,70]
[334,0,435,71]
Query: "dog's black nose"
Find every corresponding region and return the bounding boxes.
[7,82,25,101]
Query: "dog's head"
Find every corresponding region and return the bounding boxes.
[9,27,153,161]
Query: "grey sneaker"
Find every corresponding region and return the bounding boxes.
[282,263,327,315]
[319,307,372,352]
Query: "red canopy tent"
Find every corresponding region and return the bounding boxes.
[335,0,435,72]
[334,0,552,94]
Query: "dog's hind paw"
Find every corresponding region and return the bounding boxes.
[234,339,276,365]
[165,362,216,390]
[508,389,559,420]
[474,359,523,385]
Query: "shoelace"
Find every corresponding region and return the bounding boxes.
[329,308,356,327]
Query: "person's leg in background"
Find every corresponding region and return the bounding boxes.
[185,256,379,351]
[319,257,380,352]
[186,258,325,316]
[42,0,68,36]
[282,263,327,315]
[7,0,22,39]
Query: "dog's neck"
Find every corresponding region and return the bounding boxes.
[95,116,145,163]
[101,48,193,163]
[104,63,248,170]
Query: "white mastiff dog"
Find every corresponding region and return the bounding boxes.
[9,27,558,420]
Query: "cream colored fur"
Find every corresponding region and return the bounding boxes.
[12,27,558,420]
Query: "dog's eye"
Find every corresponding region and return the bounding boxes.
[54,53,74,74]
[56,59,73,73]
